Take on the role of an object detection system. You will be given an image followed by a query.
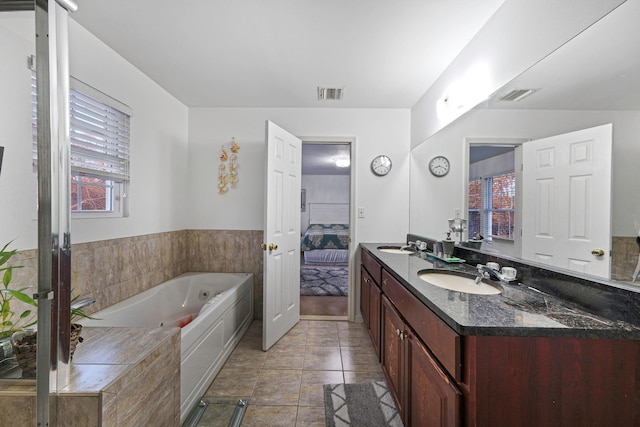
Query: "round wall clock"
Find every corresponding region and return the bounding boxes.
[429,155,450,177]
[371,155,392,176]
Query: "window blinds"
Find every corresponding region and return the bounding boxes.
[31,71,131,184]
[69,90,130,182]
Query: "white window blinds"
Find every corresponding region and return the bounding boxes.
[69,89,130,182]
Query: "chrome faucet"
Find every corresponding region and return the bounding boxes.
[475,264,512,284]
[401,241,417,251]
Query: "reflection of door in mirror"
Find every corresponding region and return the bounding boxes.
[467,139,524,258]
[522,124,612,279]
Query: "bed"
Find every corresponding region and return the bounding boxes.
[301,203,349,265]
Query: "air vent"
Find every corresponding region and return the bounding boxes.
[498,89,538,102]
[317,87,344,101]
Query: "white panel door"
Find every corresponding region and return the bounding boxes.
[263,121,301,351]
[522,123,612,278]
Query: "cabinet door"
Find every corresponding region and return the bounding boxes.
[381,295,406,418]
[369,280,382,361]
[360,265,371,327]
[407,332,461,427]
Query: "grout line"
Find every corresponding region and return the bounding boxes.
[301,315,348,321]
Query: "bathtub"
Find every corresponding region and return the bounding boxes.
[80,272,254,424]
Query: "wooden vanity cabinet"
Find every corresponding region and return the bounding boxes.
[360,265,371,326]
[381,272,462,427]
[362,248,640,426]
[361,250,382,360]
[381,295,406,419]
[407,329,461,427]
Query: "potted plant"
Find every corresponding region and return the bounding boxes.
[11,292,96,378]
[0,241,37,362]
[69,293,97,358]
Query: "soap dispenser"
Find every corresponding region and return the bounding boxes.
[442,231,455,258]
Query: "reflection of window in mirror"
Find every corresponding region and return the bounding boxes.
[468,172,515,241]
[467,144,520,246]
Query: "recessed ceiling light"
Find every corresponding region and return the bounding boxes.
[317,87,344,101]
[335,157,350,168]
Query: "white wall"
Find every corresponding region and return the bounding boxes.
[0,13,36,250]
[301,175,350,231]
[409,108,640,242]
[188,108,411,244]
[68,20,190,244]
[410,0,626,146]
[0,17,190,250]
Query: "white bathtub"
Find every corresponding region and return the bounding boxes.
[80,272,254,424]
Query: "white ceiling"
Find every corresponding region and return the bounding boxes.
[302,143,351,175]
[485,0,640,111]
[71,0,505,108]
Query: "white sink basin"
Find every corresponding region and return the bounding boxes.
[377,246,416,254]
[418,272,502,295]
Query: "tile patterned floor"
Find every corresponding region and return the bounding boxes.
[197,319,386,427]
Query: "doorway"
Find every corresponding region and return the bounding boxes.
[300,142,351,318]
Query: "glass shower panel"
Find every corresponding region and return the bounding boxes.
[0,10,38,380]
[1,3,74,426]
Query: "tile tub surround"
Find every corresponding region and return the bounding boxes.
[0,326,181,426]
[407,234,640,328]
[612,235,640,282]
[8,229,264,319]
[364,241,640,338]
[72,231,188,313]
[187,229,264,320]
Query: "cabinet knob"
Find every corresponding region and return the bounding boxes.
[395,328,401,336]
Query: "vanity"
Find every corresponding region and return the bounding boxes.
[360,242,640,427]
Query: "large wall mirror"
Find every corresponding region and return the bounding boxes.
[409,0,640,286]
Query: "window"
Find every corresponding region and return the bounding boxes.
[468,172,516,240]
[32,72,131,216]
[69,85,130,214]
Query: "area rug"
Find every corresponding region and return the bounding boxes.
[300,266,348,296]
[323,382,403,427]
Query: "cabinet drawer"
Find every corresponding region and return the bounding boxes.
[362,249,382,285]
[382,269,461,381]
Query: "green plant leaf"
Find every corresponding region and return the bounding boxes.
[2,268,11,287]
[19,310,33,319]
[6,290,37,306]
[1,301,9,320]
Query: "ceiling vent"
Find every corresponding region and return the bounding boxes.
[498,88,538,102]
[317,87,344,101]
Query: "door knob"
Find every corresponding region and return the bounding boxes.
[261,243,267,251]
[268,243,278,251]
[591,248,605,257]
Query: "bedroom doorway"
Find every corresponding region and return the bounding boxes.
[300,142,351,318]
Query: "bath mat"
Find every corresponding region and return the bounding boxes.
[323,381,403,427]
[300,266,348,296]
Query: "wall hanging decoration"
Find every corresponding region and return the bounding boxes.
[218,137,240,194]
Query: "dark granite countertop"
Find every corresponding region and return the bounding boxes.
[361,243,640,339]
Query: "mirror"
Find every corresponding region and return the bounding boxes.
[409,0,640,285]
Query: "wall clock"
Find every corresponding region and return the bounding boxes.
[371,155,392,176]
[429,155,450,177]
